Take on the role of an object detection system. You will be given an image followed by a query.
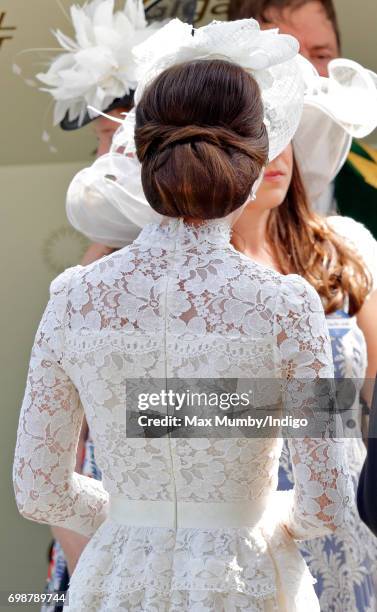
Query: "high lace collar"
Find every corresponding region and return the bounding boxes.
[135,218,233,250]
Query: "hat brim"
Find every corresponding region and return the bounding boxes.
[60,93,135,131]
[293,59,377,207]
[66,154,161,247]
[293,104,352,206]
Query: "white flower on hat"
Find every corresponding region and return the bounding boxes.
[36,0,159,127]
[133,18,299,85]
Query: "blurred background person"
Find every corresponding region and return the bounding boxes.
[229,0,340,75]
[358,377,377,538]
[228,0,377,236]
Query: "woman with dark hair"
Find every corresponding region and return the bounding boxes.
[230,144,377,611]
[13,19,351,612]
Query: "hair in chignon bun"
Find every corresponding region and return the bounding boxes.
[135,59,269,219]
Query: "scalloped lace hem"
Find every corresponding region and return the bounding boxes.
[63,586,282,611]
[65,521,319,611]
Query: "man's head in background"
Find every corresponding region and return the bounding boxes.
[229,0,340,75]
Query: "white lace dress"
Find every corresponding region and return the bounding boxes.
[13,219,352,612]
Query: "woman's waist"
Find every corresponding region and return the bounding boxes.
[72,493,314,605]
[108,495,272,529]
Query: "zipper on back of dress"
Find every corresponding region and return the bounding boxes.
[162,223,179,531]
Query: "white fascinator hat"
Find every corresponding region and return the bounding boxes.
[15,0,162,131]
[66,19,377,247]
[112,18,307,162]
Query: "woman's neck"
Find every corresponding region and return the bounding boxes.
[231,205,280,271]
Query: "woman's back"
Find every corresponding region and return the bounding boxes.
[60,216,332,495]
[63,218,287,503]
[12,217,350,610]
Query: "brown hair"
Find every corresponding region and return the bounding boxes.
[266,158,371,315]
[135,59,268,219]
[229,0,341,49]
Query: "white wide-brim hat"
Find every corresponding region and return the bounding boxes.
[294,59,377,204]
[67,54,377,247]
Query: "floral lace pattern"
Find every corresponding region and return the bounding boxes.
[278,215,377,612]
[13,219,352,611]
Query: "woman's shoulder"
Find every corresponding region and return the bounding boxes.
[237,252,322,309]
[53,245,131,291]
[239,255,323,316]
[279,272,324,313]
[326,215,377,290]
[49,264,83,296]
[326,215,377,255]
[326,214,374,241]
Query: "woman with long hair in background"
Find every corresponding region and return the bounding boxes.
[231,140,377,610]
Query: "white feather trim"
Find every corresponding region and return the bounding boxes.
[37,0,161,126]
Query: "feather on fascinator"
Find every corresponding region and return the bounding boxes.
[35,0,161,130]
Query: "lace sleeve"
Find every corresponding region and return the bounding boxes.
[274,275,352,540]
[13,268,109,538]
